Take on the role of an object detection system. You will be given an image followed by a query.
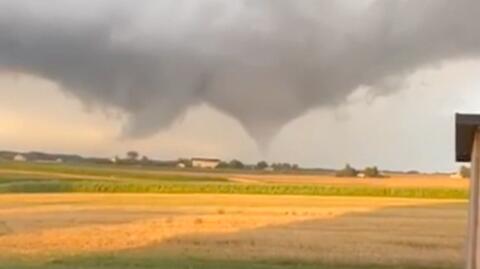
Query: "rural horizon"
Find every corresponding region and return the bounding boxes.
[0,146,473,269]
[0,148,468,174]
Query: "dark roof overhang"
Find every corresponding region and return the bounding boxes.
[456,113,480,162]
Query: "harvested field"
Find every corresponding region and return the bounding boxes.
[0,194,467,269]
[228,174,469,188]
[0,162,470,268]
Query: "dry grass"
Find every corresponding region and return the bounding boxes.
[230,174,469,189]
[0,194,467,268]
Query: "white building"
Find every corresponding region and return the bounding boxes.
[13,154,27,162]
[450,173,463,179]
[111,156,120,164]
[177,163,186,168]
[35,158,63,164]
[191,158,221,169]
[357,173,366,178]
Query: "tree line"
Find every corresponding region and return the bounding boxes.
[335,164,383,178]
[217,160,300,171]
[90,151,475,178]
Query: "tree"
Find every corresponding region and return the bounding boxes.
[229,159,245,169]
[178,158,192,168]
[126,151,139,161]
[216,161,230,169]
[336,164,358,177]
[256,161,269,170]
[363,166,381,178]
[282,163,292,170]
[272,163,293,171]
[460,165,471,178]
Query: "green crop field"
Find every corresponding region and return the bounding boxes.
[0,179,468,199]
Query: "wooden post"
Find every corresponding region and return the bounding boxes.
[467,130,480,269]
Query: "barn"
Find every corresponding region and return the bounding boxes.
[191,158,221,169]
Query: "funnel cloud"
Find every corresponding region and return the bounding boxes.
[0,0,479,147]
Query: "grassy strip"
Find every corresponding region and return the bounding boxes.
[0,180,468,199]
[0,255,459,269]
[0,162,228,183]
[0,160,334,176]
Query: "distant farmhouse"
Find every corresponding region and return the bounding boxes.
[35,158,63,164]
[0,151,83,164]
[192,158,221,169]
[111,156,121,164]
[177,162,187,168]
[13,154,27,162]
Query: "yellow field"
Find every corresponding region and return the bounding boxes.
[0,194,467,268]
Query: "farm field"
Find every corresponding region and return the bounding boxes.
[0,194,468,269]
[0,161,468,187]
[0,162,469,199]
[0,161,470,269]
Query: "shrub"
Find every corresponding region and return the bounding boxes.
[460,165,471,178]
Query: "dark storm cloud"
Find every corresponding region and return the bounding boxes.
[0,0,479,146]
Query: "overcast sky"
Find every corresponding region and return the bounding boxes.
[1,0,480,172]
